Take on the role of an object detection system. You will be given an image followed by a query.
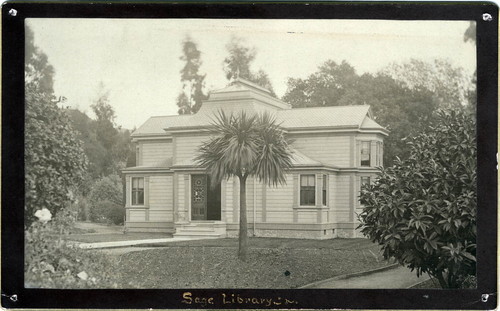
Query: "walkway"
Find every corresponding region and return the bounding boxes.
[75,236,220,249]
[301,265,430,289]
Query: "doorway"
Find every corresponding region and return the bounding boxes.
[191,174,221,221]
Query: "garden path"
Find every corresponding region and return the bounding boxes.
[301,265,431,289]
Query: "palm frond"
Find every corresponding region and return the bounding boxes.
[195,110,293,188]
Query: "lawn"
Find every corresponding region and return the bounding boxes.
[109,237,390,288]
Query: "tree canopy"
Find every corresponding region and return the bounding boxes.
[381,59,475,109]
[358,110,476,288]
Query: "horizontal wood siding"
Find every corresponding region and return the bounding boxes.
[297,210,317,223]
[149,211,170,222]
[334,174,351,222]
[129,210,146,222]
[140,141,172,166]
[148,175,173,222]
[292,134,351,167]
[265,175,293,223]
[174,135,209,165]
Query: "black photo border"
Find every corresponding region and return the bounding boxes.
[2,2,497,309]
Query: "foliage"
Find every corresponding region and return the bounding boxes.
[177,36,208,114]
[196,111,293,261]
[223,36,276,96]
[283,60,358,108]
[88,174,123,223]
[25,85,88,227]
[25,24,55,94]
[358,110,476,288]
[25,208,129,289]
[282,60,439,165]
[381,59,475,109]
[67,107,134,178]
[106,201,126,225]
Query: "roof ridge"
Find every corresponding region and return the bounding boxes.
[280,104,370,112]
[149,114,192,118]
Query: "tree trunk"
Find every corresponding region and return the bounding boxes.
[238,175,248,261]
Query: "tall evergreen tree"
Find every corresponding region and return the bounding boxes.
[177,36,208,114]
[90,82,119,175]
[223,36,276,96]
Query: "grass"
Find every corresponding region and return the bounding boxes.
[108,237,390,288]
[68,232,172,243]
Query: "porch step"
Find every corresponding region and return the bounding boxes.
[174,222,226,239]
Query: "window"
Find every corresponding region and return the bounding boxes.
[132,177,144,205]
[361,141,371,167]
[300,175,315,206]
[360,176,371,190]
[322,175,327,206]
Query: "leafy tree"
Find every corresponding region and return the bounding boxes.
[177,36,208,114]
[25,25,55,94]
[196,111,293,261]
[89,82,120,176]
[283,60,358,108]
[25,26,87,227]
[25,88,88,226]
[358,110,476,288]
[381,59,474,109]
[88,174,123,223]
[223,36,276,96]
[283,60,438,164]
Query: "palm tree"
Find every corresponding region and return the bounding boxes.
[195,110,293,261]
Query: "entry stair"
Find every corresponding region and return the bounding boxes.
[173,221,226,239]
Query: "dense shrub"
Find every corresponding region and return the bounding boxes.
[25,85,88,227]
[25,208,134,288]
[358,110,476,288]
[107,202,126,225]
[93,200,125,225]
[88,174,123,223]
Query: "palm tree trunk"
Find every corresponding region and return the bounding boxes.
[238,175,248,261]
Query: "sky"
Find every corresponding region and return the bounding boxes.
[27,19,476,130]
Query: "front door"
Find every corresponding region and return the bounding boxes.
[191,174,221,221]
[191,175,207,220]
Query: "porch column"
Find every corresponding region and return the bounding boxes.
[184,175,190,221]
[292,174,298,223]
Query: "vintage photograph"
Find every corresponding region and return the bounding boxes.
[24,18,477,290]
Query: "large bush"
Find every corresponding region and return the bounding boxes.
[358,110,476,288]
[88,174,123,223]
[25,86,88,227]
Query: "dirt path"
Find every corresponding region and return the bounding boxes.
[303,265,430,289]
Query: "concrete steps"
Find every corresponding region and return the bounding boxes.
[173,222,226,239]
